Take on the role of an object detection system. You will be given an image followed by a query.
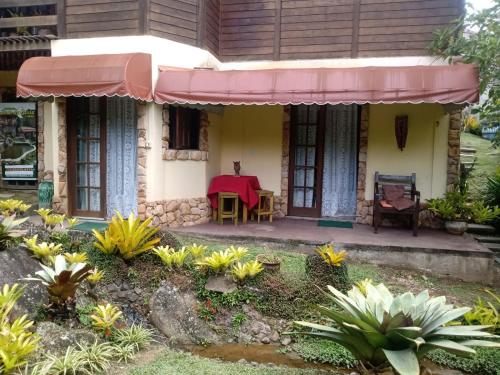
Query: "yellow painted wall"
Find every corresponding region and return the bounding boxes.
[365,104,449,200]
[0,71,17,87]
[219,106,283,194]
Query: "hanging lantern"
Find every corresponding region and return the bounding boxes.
[395,115,408,151]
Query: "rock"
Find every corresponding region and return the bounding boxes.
[0,247,48,318]
[149,280,221,345]
[270,331,280,342]
[205,275,237,294]
[261,337,271,344]
[281,337,292,346]
[36,322,99,356]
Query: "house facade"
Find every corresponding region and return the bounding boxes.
[1,0,476,227]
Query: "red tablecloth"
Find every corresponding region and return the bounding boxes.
[208,175,261,209]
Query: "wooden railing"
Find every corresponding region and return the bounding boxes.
[0,0,64,39]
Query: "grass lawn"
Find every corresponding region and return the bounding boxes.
[460,132,500,197]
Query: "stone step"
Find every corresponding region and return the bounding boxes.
[474,236,500,244]
[485,243,500,253]
[467,223,496,235]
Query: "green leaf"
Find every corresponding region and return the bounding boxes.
[383,348,420,375]
[422,339,476,356]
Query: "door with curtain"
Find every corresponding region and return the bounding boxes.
[321,105,359,218]
[106,97,138,218]
[67,97,107,218]
[288,105,325,217]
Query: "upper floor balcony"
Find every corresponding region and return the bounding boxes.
[0,0,464,62]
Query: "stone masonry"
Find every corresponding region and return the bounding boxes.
[447,109,461,192]
[356,105,372,225]
[274,105,290,218]
[53,99,68,214]
[145,198,210,228]
[137,102,148,220]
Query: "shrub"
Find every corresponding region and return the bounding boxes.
[427,190,470,221]
[463,116,482,136]
[291,338,358,368]
[470,201,500,224]
[0,284,40,374]
[463,289,499,334]
[293,283,500,375]
[90,303,123,337]
[111,324,153,352]
[305,253,349,292]
[0,216,28,251]
[483,168,500,207]
[92,212,160,260]
[25,255,92,308]
[426,347,500,375]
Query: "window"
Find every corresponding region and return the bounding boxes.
[168,106,200,150]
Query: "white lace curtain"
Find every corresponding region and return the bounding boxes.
[106,97,138,218]
[321,105,358,217]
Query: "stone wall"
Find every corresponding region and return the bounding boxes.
[274,105,290,218]
[53,99,68,214]
[137,102,148,220]
[356,105,372,225]
[145,197,210,228]
[447,109,461,192]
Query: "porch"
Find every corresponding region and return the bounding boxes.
[173,218,497,284]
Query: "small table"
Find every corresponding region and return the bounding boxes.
[207,175,261,224]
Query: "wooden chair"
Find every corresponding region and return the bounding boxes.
[251,190,274,223]
[216,192,239,225]
[373,172,420,236]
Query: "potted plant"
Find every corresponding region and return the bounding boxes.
[427,191,469,235]
[255,253,281,272]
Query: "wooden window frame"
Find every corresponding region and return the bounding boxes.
[168,106,200,150]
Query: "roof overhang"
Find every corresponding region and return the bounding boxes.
[154,64,479,105]
[17,53,153,101]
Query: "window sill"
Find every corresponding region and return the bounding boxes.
[163,149,209,161]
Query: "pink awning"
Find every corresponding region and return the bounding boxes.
[17,53,152,101]
[154,65,478,105]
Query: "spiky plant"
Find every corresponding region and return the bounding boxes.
[111,324,153,352]
[228,246,248,261]
[86,268,104,285]
[64,252,88,264]
[25,255,92,307]
[0,199,31,216]
[294,283,500,375]
[23,235,62,264]
[196,249,236,274]
[315,244,347,267]
[244,260,264,278]
[90,304,122,337]
[0,216,28,251]
[187,243,207,259]
[231,262,248,283]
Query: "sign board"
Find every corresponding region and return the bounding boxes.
[0,103,37,180]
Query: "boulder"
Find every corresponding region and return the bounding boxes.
[0,247,48,318]
[36,322,100,356]
[205,275,237,294]
[149,281,221,345]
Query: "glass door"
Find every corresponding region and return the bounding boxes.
[288,105,325,217]
[67,98,106,218]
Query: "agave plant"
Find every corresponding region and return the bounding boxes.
[25,255,92,305]
[92,212,160,260]
[0,216,28,251]
[316,244,347,267]
[294,283,500,375]
[196,249,236,274]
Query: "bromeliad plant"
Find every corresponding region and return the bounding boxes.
[231,260,264,283]
[0,284,40,374]
[463,289,499,334]
[153,246,190,270]
[316,244,347,267]
[187,243,207,260]
[26,255,92,308]
[0,199,31,217]
[92,212,160,260]
[294,283,500,375]
[0,216,28,251]
[64,252,88,264]
[23,235,62,265]
[196,249,236,274]
[91,303,123,337]
[87,268,105,285]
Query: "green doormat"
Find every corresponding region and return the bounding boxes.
[72,221,108,232]
[317,220,353,229]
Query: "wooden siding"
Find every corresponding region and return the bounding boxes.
[149,0,198,46]
[2,0,460,60]
[65,0,140,38]
[358,0,462,57]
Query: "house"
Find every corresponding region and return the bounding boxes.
[1,0,478,227]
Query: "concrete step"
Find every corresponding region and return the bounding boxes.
[485,243,500,253]
[467,223,496,235]
[475,236,500,243]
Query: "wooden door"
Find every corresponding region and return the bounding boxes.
[67,97,107,218]
[288,105,325,217]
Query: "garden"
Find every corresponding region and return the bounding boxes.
[0,198,499,375]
